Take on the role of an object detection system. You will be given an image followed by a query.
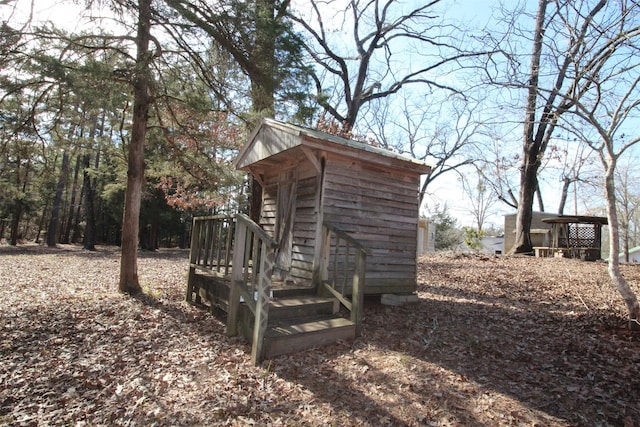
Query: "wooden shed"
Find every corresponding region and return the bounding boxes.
[234,118,431,295]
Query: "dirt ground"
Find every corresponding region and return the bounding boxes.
[0,244,638,426]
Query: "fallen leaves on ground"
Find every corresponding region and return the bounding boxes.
[1,245,638,426]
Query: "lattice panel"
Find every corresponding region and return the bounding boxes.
[567,224,597,247]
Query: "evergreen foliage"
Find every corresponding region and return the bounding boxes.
[431,204,462,251]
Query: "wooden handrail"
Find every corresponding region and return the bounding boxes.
[319,221,367,337]
[322,222,369,253]
[235,214,278,248]
[226,214,277,365]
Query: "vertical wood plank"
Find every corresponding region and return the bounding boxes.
[186,218,201,302]
[318,226,331,296]
[227,218,247,337]
[352,249,366,337]
[224,219,234,276]
[332,236,340,289]
[250,233,260,295]
[251,241,274,365]
[215,219,224,272]
[242,230,252,289]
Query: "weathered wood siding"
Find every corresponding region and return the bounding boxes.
[259,159,319,284]
[253,137,423,294]
[322,154,420,294]
[290,169,319,282]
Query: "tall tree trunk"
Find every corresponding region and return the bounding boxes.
[250,177,262,224]
[247,0,278,220]
[71,178,85,244]
[621,213,630,263]
[34,201,49,244]
[557,176,571,215]
[535,179,544,212]
[604,159,640,325]
[513,164,537,254]
[10,159,31,246]
[0,219,6,243]
[62,154,82,244]
[119,0,153,294]
[511,0,547,255]
[82,155,97,251]
[9,204,22,246]
[512,0,606,254]
[252,0,277,117]
[47,151,70,247]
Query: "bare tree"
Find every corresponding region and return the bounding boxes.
[362,93,485,207]
[614,162,640,263]
[484,0,610,253]
[560,0,640,325]
[478,137,520,211]
[460,166,499,232]
[289,0,490,132]
[552,141,597,215]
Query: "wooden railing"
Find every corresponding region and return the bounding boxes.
[188,215,235,274]
[318,222,368,336]
[187,215,365,364]
[225,214,278,365]
[186,215,235,303]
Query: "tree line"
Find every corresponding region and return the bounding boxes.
[1,0,639,322]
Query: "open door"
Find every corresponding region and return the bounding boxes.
[274,169,297,280]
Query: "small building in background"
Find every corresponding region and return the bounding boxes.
[504,212,607,260]
[417,218,435,255]
[480,236,505,254]
[617,246,640,263]
[504,211,558,253]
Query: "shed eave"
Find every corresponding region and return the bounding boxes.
[301,137,432,175]
[234,118,432,175]
[234,118,305,170]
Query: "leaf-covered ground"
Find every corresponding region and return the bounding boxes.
[1,245,639,426]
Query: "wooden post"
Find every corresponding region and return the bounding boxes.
[318,225,331,296]
[224,219,234,276]
[186,218,201,303]
[227,217,247,337]
[251,240,274,365]
[351,249,366,337]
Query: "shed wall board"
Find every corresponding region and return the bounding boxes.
[322,154,420,294]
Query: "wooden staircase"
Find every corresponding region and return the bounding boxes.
[240,293,355,359]
[187,214,366,365]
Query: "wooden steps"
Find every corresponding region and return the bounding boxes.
[188,271,357,361]
[238,294,356,359]
[264,317,355,358]
[269,296,338,320]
